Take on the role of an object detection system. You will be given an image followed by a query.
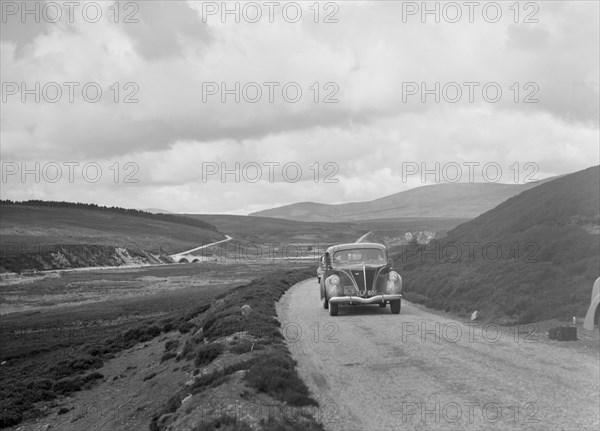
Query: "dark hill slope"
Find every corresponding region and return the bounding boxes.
[0,202,223,272]
[394,166,600,323]
[250,181,550,221]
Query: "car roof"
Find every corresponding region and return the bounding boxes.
[325,243,387,254]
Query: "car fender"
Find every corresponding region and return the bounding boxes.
[325,275,343,298]
[385,271,403,294]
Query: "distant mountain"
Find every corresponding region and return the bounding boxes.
[142,208,174,214]
[394,165,600,323]
[250,181,553,221]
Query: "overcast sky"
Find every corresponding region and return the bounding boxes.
[1,0,598,214]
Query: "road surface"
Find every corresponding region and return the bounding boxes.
[355,231,373,243]
[171,234,233,256]
[277,279,600,430]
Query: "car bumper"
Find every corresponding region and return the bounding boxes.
[329,294,402,305]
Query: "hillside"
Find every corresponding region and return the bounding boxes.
[184,214,364,244]
[0,202,223,272]
[182,214,468,250]
[250,181,550,222]
[393,165,600,323]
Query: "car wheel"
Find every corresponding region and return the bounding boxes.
[329,302,338,316]
[379,302,386,308]
[323,298,329,309]
[390,299,401,314]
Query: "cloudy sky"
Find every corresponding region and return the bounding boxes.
[1,0,598,214]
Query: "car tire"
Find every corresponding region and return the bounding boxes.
[323,298,329,309]
[329,302,338,316]
[379,302,386,308]
[390,299,401,314]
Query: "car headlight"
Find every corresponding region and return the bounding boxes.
[388,272,399,282]
[330,275,340,286]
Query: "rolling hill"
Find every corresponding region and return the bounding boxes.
[250,181,551,221]
[182,213,468,250]
[0,201,224,272]
[393,165,600,323]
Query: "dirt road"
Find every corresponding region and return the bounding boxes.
[171,235,233,256]
[277,280,600,430]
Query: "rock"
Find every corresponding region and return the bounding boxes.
[181,395,192,404]
[470,311,479,321]
[549,326,577,341]
[241,304,252,316]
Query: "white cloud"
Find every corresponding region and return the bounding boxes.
[1,1,598,213]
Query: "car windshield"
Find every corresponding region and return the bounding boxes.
[332,248,385,266]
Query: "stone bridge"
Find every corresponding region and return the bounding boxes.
[169,235,232,263]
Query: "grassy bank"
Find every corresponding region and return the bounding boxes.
[393,166,600,324]
[149,267,324,431]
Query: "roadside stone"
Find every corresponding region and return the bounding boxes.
[241,304,252,316]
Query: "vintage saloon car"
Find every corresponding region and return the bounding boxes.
[319,243,402,316]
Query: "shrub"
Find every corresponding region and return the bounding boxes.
[52,372,103,395]
[143,372,157,381]
[229,340,254,354]
[149,393,185,431]
[181,333,204,360]
[194,343,223,367]
[147,325,162,338]
[178,321,195,334]
[48,354,102,379]
[27,378,53,390]
[53,377,84,394]
[244,350,316,407]
[191,359,257,393]
[164,339,180,352]
[0,407,23,428]
[161,351,177,363]
[122,324,162,344]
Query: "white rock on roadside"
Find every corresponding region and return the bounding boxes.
[241,304,252,316]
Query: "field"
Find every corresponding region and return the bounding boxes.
[0,260,309,427]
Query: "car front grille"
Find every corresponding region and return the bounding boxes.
[349,268,378,292]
